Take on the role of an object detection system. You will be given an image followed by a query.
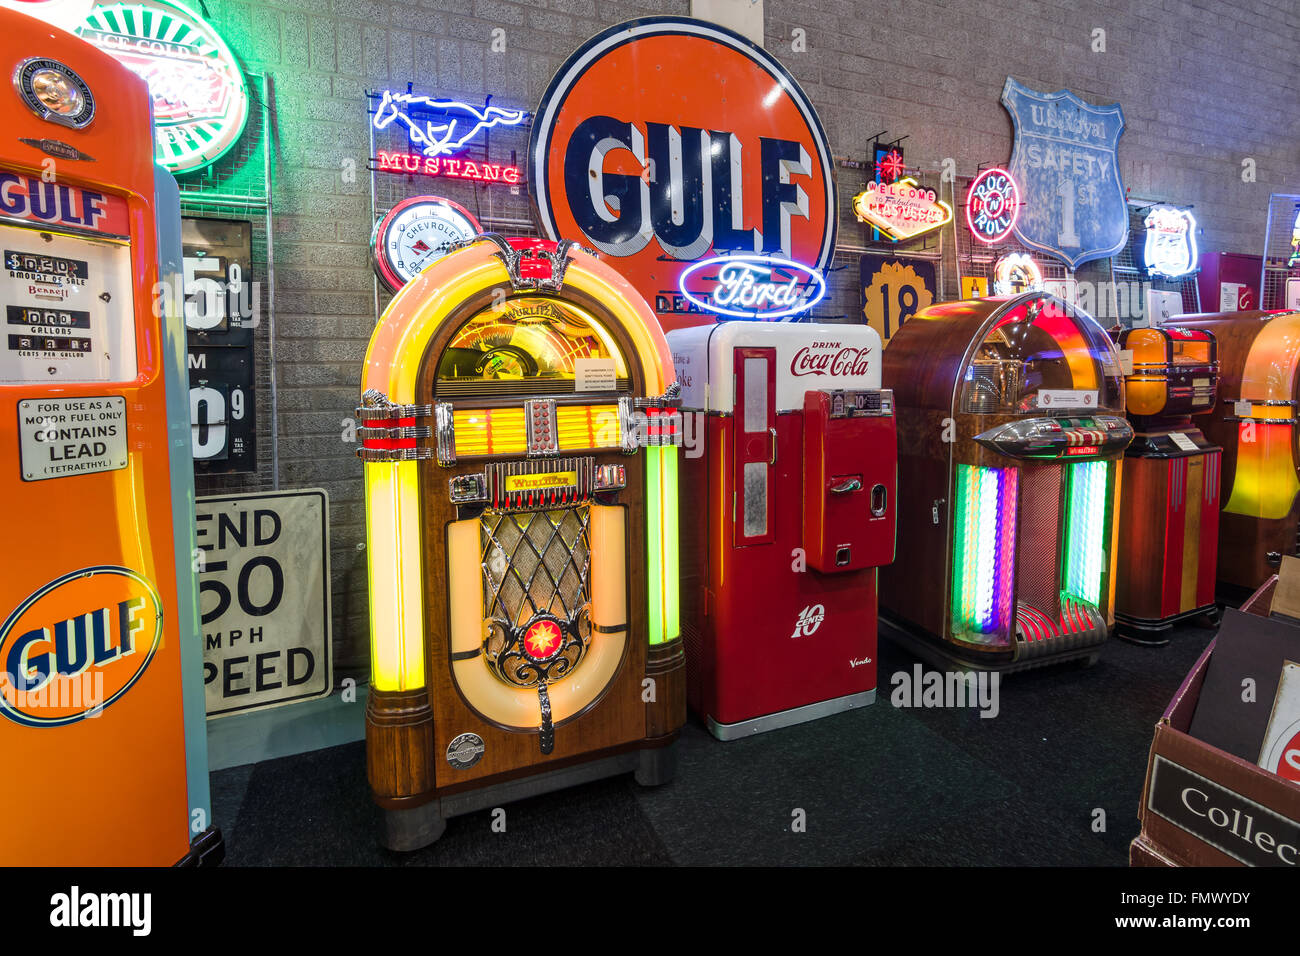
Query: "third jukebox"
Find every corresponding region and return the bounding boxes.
[880,293,1134,672]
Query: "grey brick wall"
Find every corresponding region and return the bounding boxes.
[194,0,1300,684]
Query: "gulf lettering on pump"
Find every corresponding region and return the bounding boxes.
[0,567,164,727]
[5,598,146,695]
[0,174,107,230]
[561,116,812,260]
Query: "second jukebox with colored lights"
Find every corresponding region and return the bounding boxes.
[1111,326,1221,642]
[356,235,684,850]
[880,293,1134,672]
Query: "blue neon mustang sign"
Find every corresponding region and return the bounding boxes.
[678,255,826,321]
[372,90,528,158]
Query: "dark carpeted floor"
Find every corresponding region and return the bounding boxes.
[211,621,1215,866]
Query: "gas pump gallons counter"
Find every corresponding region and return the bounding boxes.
[880,293,1133,673]
[357,235,685,850]
[0,11,216,864]
[1166,309,1300,594]
[1111,326,1222,642]
[666,322,897,738]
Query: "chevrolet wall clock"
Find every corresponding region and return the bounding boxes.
[371,195,481,293]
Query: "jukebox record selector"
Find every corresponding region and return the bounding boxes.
[972,416,1133,459]
[357,234,685,850]
[881,293,1134,672]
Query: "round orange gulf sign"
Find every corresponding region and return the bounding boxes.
[0,566,163,727]
[529,17,837,333]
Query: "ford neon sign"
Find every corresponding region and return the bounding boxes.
[677,255,826,321]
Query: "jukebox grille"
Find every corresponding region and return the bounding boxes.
[1017,463,1063,620]
[1062,460,1111,608]
[480,506,592,688]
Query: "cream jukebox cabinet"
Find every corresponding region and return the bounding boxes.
[356,235,684,850]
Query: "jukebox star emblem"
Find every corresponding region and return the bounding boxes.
[1001,78,1128,270]
[523,617,564,661]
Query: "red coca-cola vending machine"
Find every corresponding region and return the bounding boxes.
[667,323,896,738]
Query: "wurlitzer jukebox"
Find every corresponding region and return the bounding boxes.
[0,11,217,864]
[880,293,1134,672]
[1111,327,1222,642]
[357,234,684,850]
[667,323,897,737]
[1171,309,1300,593]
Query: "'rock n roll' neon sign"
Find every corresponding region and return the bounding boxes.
[966,167,1020,245]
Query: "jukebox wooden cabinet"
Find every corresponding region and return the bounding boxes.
[1172,310,1300,593]
[880,293,1133,672]
[1112,327,1222,642]
[356,235,684,850]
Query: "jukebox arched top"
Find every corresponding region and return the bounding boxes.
[884,293,1124,418]
[1173,309,1300,529]
[363,236,673,408]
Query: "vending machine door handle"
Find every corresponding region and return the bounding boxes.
[829,477,862,495]
[769,426,778,465]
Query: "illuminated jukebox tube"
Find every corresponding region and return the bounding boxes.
[356,235,684,849]
[1170,309,1300,593]
[880,293,1133,672]
[1111,327,1222,642]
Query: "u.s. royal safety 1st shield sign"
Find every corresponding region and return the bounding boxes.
[529,16,837,333]
[1002,78,1128,271]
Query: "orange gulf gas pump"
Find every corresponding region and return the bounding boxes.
[0,12,217,865]
[357,234,685,850]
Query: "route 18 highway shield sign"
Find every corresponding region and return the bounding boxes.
[1001,78,1127,270]
[529,17,837,333]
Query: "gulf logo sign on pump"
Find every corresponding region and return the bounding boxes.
[0,567,163,727]
[529,17,837,333]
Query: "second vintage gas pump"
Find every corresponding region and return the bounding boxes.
[668,320,897,738]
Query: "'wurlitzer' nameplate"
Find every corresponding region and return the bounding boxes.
[18,396,128,481]
[0,223,136,384]
[505,471,577,493]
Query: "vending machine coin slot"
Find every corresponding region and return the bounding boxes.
[803,388,897,574]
